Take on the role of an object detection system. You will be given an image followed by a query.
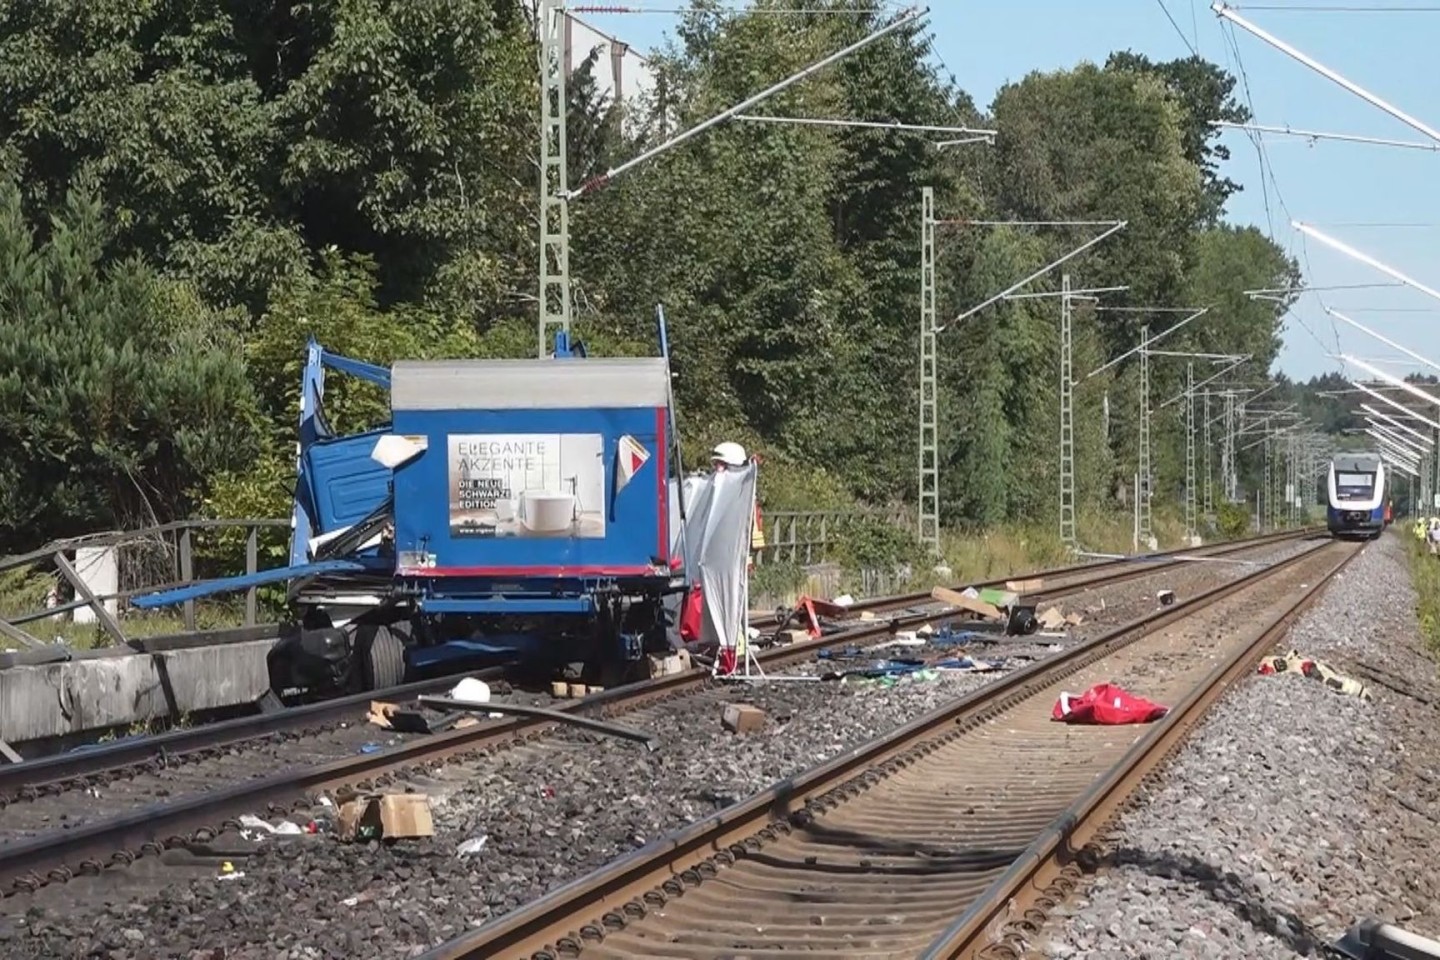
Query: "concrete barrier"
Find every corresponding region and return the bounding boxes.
[0,638,278,743]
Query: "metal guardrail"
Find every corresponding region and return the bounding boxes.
[0,519,290,649]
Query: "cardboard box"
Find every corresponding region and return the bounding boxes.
[722,703,766,735]
[646,649,692,678]
[336,793,434,841]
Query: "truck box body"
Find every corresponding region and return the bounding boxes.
[388,358,671,581]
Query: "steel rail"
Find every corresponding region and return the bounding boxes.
[750,525,1316,629]
[0,530,1316,896]
[413,536,1348,960]
[1,529,1313,799]
[0,671,495,801]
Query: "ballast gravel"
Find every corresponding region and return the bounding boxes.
[9,665,1015,959]
[1036,533,1440,959]
[0,536,1321,959]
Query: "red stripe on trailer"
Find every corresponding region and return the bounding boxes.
[398,564,659,578]
[656,406,668,562]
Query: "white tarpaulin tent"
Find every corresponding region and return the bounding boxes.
[669,464,756,660]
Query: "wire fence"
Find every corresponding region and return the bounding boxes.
[754,507,911,567]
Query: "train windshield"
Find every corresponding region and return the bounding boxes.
[1336,471,1375,499]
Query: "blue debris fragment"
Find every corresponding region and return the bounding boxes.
[864,658,926,677]
[930,627,998,647]
[932,656,1005,672]
[816,645,866,661]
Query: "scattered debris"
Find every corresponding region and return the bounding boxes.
[238,814,306,839]
[1052,683,1169,725]
[449,677,492,704]
[1158,589,1176,607]
[547,681,604,699]
[647,649,692,678]
[456,836,489,858]
[933,585,1079,637]
[1005,605,1039,636]
[418,696,659,749]
[932,656,1004,673]
[368,699,469,734]
[931,585,1003,621]
[1037,607,1085,630]
[721,703,766,735]
[877,632,925,650]
[1258,649,1373,700]
[336,793,435,842]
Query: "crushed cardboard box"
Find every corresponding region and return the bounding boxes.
[722,703,766,734]
[1036,606,1084,631]
[337,793,434,842]
[647,649,692,678]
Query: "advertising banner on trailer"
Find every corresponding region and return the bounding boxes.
[447,433,606,539]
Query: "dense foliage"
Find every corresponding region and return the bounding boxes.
[0,0,1336,552]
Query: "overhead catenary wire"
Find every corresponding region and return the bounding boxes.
[569,5,891,13]
[733,115,995,138]
[566,5,930,198]
[1213,6,1345,356]
[1228,4,1440,11]
[939,221,1128,331]
[1214,3,1440,145]
[1210,120,1440,152]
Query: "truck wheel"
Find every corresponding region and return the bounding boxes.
[358,622,407,690]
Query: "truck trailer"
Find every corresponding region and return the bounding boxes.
[135,332,691,696]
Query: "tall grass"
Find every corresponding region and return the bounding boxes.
[1407,534,1440,655]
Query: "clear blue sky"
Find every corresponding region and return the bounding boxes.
[576,1,1440,384]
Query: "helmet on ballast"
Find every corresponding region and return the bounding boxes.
[711,441,747,468]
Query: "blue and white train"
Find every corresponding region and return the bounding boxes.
[1327,453,1386,539]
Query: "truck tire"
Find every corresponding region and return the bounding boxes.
[359,622,406,690]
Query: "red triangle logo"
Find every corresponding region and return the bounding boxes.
[629,450,645,474]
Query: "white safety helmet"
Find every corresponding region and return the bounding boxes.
[711,441,747,468]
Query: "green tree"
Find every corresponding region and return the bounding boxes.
[0,0,538,317]
[1105,52,1251,221]
[0,177,261,549]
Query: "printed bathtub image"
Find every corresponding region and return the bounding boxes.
[448,433,607,539]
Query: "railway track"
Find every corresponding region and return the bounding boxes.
[0,525,1311,808]
[416,534,1356,960]
[0,527,1314,899]
[749,525,1311,629]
